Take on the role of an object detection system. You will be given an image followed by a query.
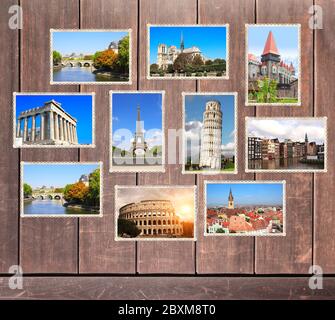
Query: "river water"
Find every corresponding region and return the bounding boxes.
[248,158,324,170]
[53,66,127,82]
[24,199,93,215]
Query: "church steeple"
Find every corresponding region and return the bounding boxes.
[228,188,234,209]
[305,133,308,143]
[180,32,184,52]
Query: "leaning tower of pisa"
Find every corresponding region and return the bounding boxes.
[199,100,222,170]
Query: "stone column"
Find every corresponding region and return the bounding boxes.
[69,123,73,143]
[40,113,45,140]
[16,118,21,137]
[59,116,64,141]
[49,111,54,140]
[66,121,71,143]
[63,119,68,142]
[23,117,28,141]
[74,126,78,143]
[54,113,59,141]
[31,115,36,142]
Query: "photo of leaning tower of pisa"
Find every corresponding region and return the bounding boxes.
[182,93,237,174]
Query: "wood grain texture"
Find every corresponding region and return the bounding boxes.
[19,0,79,273]
[0,0,19,272]
[78,0,137,273]
[136,0,197,274]
[1,276,335,300]
[196,0,255,274]
[255,0,314,273]
[314,0,335,272]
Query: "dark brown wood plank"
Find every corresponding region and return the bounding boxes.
[137,0,196,274]
[255,0,314,273]
[79,0,137,273]
[19,0,79,273]
[0,0,19,272]
[1,276,335,300]
[314,0,335,272]
[196,0,255,274]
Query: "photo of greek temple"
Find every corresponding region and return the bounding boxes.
[14,94,94,147]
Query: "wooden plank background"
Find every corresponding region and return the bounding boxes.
[0,0,334,299]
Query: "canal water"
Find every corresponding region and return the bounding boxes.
[248,158,324,170]
[53,66,126,82]
[24,199,93,215]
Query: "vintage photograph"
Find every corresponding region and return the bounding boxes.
[148,25,229,79]
[183,93,237,174]
[110,91,164,172]
[13,93,94,148]
[246,24,300,105]
[115,186,196,240]
[51,29,131,84]
[21,162,102,217]
[205,181,286,236]
[246,117,327,172]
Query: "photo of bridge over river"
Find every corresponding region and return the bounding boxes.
[51,30,131,84]
[21,162,102,217]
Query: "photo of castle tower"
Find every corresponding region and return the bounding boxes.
[14,93,94,148]
[246,25,300,105]
[183,93,236,173]
[110,92,164,172]
[206,181,285,236]
[149,25,228,79]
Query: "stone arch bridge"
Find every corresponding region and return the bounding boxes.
[61,60,94,67]
[32,193,64,200]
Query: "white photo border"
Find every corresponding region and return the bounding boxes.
[245,23,301,106]
[204,180,286,237]
[245,116,328,173]
[109,90,166,173]
[114,185,197,241]
[13,92,96,148]
[181,92,238,175]
[50,29,132,85]
[147,24,230,80]
[20,161,103,218]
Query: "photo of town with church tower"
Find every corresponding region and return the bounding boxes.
[13,93,94,148]
[183,93,236,174]
[110,91,164,172]
[246,24,300,105]
[148,25,228,79]
[205,181,285,236]
[246,117,327,172]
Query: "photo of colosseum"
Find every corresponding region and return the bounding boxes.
[115,186,196,240]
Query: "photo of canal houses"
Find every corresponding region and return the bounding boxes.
[51,29,131,84]
[13,93,94,148]
[246,24,300,105]
[246,117,327,172]
[183,93,237,174]
[21,162,102,217]
[205,181,285,236]
[115,186,196,240]
[110,91,164,172]
[148,25,228,79]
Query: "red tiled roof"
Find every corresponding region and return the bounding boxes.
[262,31,279,55]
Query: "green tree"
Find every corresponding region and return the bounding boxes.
[150,63,159,74]
[87,169,100,206]
[173,53,191,73]
[213,58,225,65]
[83,55,93,60]
[53,50,62,65]
[205,59,213,65]
[118,219,141,237]
[54,188,64,193]
[23,183,32,198]
[216,228,226,234]
[256,77,278,103]
[117,35,129,73]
